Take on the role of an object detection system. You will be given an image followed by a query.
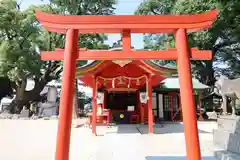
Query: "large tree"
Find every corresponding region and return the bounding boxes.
[0,0,116,113]
[135,0,240,85]
[0,0,43,109]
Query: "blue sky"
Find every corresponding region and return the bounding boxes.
[21,0,144,49]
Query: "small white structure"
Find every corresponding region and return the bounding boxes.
[0,95,15,112]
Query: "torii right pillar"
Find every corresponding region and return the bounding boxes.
[175,28,201,160]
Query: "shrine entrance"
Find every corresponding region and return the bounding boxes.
[75,55,177,125]
[36,9,218,160]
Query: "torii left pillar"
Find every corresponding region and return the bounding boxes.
[55,29,78,160]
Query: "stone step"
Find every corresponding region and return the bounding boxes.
[213,129,240,154]
[215,150,240,160]
[213,129,230,150]
[227,133,240,154]
[217,116,240,133]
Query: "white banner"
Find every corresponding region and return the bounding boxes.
[140,92,149,104]
[97,92,104,104]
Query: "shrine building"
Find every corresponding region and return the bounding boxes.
[76,47,209,124]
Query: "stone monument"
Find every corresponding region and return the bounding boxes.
[20,106,30,118]
[38,86,59,117]
[214,116,240,160]
[213,75,240,159]
[215,75,240,115]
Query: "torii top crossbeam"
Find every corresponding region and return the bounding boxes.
[36,9,218,61]
[36,9,217,34]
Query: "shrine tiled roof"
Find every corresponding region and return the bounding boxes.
[75,59,177,78]
[75,47,177,78]
[159,77,210,90]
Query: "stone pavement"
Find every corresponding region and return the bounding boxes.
[0,119,217,160]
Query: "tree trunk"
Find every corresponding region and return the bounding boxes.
[10,79,27,113]
[16,79,27,101]
[0,77,13,101]
[10,78,47,114]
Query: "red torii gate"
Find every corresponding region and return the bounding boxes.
[36,9,218,160]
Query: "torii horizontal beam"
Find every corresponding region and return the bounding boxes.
[41,48,212,61]
[35,9,218,34]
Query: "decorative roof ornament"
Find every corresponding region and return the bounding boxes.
[112,60,132,67]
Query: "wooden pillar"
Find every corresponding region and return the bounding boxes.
[55,29,78,160]
[122,30,131,52]
[136,91,140,115]
[156,93,160,123]
[147,77,153,133]
[170,95,173,121]
[141,104,145,124]
[92,77,97,135]
[139,93,144,124]
[178,93,183,121]
[175,28,201,160]
[103,91,106,110]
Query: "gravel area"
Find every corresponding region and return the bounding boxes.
[0,119,217,160]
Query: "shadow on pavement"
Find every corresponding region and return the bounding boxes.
[106,123,210,134]
[137,123,210,134]
[145,156,215,160]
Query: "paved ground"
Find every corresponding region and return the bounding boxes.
[0,119,217,160]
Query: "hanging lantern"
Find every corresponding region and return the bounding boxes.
[112,60,132,67]
[140,92,149,104]
[97,92,104,104]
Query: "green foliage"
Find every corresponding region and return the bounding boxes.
[0,0,117,112]
[0,0,116,85]
[0,0,42,83]
[49,0,116,15]
[136,0,177,15]
[31,0,115,67]
[135,0,240,85]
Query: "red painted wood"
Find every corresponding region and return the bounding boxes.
[40,49,212,61]
[36,8,218,160]
[36,10,218,34]
[92,77,97,135]
[148,77,153,133]
[55,29,78,160]
[88,113,110,125]
[176,28,201,160]
[122,30,131,52]
[79,61,165,89]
